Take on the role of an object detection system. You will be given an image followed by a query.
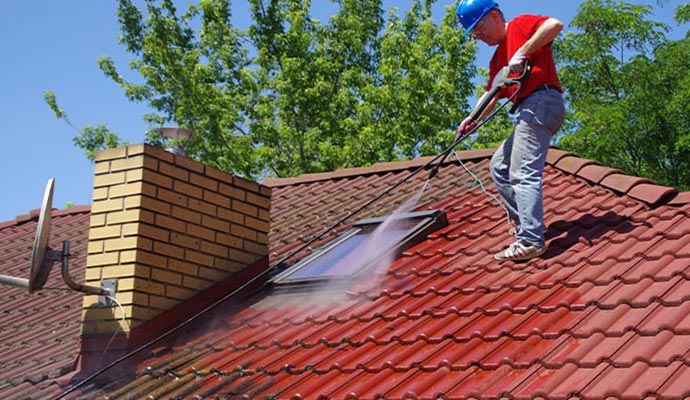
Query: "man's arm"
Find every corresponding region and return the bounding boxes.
[509,17,563,73]
[520,17,563,56]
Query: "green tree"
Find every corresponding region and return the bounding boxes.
[555,0,690,189]
[356,1,476,161]
[47,0,477,179]
[247,0,383,176]
[49,0,259,175]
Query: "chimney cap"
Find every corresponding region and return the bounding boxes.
[158,127,195,140]
[158,127,195,156]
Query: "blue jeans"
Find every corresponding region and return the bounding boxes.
[490,87,565,247]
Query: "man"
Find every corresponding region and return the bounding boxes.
[456,0,565,261]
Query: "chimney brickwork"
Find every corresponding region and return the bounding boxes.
[82,144,271,335]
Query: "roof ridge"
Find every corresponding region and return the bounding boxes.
[263,146,686,207]
[0,205,92,230]
[262,148,495,187]
[546,148,682,206]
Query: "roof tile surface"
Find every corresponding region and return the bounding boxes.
[2,148,690,399]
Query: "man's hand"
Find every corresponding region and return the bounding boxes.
[456,117,477,142]
[508,49,527,73]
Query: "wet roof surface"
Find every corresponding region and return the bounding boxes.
[2,148,690,399]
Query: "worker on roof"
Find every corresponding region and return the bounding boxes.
[456,0,565,261]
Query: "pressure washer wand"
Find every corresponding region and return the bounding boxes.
[427,63,532,180]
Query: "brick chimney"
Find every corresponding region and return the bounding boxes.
[81,144,271,336]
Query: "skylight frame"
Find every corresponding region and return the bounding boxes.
[270,209,447,288]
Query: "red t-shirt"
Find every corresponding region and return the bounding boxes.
[488,14,562,102]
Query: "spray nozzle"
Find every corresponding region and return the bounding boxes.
[428,165,441,180]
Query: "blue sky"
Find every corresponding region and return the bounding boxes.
[0,1,684,223]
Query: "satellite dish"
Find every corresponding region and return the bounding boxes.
[0,178,56,291]
[28,178,55,292]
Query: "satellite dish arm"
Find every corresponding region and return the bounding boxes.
[0,241,108,295]
[0,274,32,290]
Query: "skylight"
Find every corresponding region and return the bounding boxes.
[271,210,448,287]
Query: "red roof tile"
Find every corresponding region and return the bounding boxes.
[669,191,690,205]
[600,172,655,194]
[2,147,690,399]
[627,183,678,206]
[544,148,574,165]
[577,164,625,184]
[554,154,598,175]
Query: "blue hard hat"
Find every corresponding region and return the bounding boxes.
[456,0,499,35]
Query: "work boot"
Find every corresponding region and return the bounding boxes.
[495,239,545,262]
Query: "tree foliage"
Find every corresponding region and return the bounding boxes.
[48,0,476,179]
[48,0,690,189]
[555,0,690,189]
